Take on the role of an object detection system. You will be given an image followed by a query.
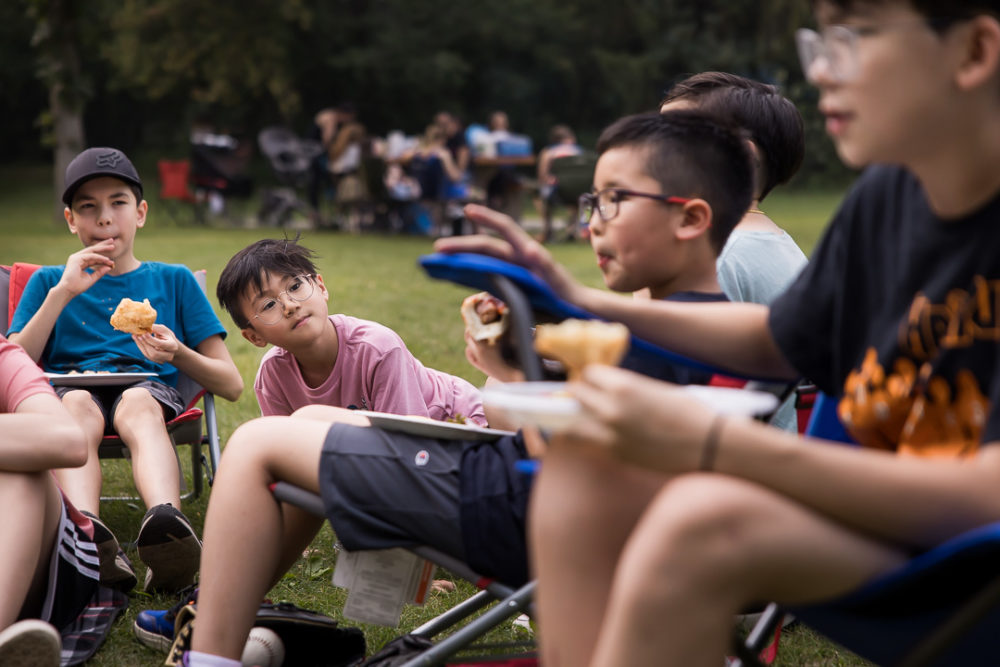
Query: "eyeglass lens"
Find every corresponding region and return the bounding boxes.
[254,276,313,324]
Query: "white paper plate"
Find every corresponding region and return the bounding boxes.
[482,382,779,431]
[44,372,158,386]
[358,411,512,441]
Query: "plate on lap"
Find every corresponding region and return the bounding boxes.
[482,382,780,432]
[44,372,158,386]
[358,412,513,441]
[480,382,581,431]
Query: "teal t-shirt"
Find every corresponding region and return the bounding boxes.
[8,262,226,388]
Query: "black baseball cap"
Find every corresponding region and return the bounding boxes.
[62,147,144,206]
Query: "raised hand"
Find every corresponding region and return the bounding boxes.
[58,239,116,296]
[434,204,580,299]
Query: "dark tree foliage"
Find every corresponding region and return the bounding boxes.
[5,0,851,186]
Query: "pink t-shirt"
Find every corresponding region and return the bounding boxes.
[254,314,487,425]
[0,335,55,411]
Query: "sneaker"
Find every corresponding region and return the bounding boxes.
[133,584,198,653]
[81,510,137,592]
[0,619,61,666]
[137,503,201,593]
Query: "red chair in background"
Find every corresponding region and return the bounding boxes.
[157,159,200,224]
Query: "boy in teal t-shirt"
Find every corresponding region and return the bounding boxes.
[8,147,243,594]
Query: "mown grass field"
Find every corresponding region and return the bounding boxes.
[0,161,872,666]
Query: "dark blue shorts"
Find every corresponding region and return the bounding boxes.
[318,423,466,559]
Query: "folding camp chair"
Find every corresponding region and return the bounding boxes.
[733,391,1000,667]
[0,262,221,502]
[157,159,201,224]
[539,151,596,242]
[271,482,537,667]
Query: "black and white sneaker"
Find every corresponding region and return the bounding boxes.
[81,510,137,592]
[137,503,201,593]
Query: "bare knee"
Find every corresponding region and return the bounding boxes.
[114,387,167,428]
[619,476,766,594]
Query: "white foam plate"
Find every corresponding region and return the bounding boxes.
[358,411,512,441]
[482,382,779,431]
[44,372,158,386]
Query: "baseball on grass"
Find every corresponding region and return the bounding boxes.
[242,627,285,667]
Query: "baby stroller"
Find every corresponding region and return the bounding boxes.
[190,130,254,221]
[257,126,326,227]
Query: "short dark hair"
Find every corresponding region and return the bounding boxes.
[595,110,754,254]
[661,72,804,202]
[816,1,998,30]
[217,237,319,329]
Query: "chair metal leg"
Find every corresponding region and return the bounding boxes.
[398,581,537,667]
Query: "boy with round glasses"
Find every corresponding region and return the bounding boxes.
[216,237,487,423]
[435,1,1000,664]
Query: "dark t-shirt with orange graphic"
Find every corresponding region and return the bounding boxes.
[770,165,1000,458]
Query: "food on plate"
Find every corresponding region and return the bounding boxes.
[110,297,157,334]
[461,292,509,344]
[534,319,630,381]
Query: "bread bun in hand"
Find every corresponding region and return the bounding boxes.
[110,298,157,334]
[461,292,509,345]
[534,319,630,381]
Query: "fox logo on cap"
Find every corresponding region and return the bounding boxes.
[95,150,124,169]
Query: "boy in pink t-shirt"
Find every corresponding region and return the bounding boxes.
[217,238,487,425]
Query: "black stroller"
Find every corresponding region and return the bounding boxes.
[189,130,254,222]
[257,126,325,227]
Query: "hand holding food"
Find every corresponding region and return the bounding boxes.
[110,297,157,334]
[534,318,630,380]
[461,292,509,344]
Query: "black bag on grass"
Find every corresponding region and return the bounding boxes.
[166,598,366,667]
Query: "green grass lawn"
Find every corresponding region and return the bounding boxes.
[0,163,872,665]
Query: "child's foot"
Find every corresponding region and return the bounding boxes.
[81,510,137,592]
[138,503,201,593]
[0,619,61,666]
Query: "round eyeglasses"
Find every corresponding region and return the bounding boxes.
[578,188,692,227]
[252,275,315,325]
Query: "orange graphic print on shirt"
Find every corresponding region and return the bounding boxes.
[838,279,994,458]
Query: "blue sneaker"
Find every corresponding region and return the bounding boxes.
[133,584,198,653]
[133,608,175,652]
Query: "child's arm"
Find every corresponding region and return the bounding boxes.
[435,205,798,381]
[8,240,115,362]
[131,328,243,402]
[561,364,1000,549]
[464,329,524,384]
[1,391,87,471]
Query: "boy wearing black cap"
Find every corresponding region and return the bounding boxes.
[7,147,244,594]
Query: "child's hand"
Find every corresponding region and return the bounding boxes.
[132,324,180,364]
[464,329,524,383]
[434,204,581,300]
[554,365,715,472]
[59,239,115,295]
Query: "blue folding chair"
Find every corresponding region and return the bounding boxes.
[419,251,763,383]
[735,393,1000,667]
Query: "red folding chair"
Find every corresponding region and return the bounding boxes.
[0,262,220,501]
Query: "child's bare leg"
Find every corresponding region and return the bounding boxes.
[191,416,344,660]
[52,390,107,514]
[113,387,181,509]
[528,442,668,667]
[591,474,909,667]
[0,471,62,628]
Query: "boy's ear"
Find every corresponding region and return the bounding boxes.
[314,273,329,299]
[64,207,78,235]
[675,198,713,242]
[135,199,149,228]
[954,15,1000,92]
[241,326,270,348]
